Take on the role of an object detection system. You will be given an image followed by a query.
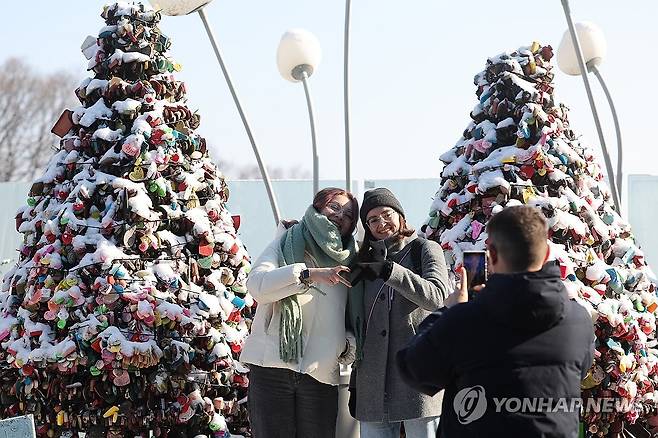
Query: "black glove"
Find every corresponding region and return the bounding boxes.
[358,261,394,282]
[347,264,367,286]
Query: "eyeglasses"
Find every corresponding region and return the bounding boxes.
[366,210,397,227]
[325,201,354,221]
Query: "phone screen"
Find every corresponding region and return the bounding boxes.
[463,251,488,293]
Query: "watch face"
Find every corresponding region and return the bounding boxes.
[301,269,310,280]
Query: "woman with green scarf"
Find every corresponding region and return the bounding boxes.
[241,187,359,438]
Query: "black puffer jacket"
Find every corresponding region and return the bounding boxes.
[397,263,595,438]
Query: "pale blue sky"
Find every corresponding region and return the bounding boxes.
[1,1,656,190]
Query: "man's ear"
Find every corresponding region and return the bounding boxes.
[488,246,498,266]
[542,244,550,264]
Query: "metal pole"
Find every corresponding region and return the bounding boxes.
[590,65,623,206]
[343,0,352,192]
[197,8,281,224]
[301,71,320,195]
[559,0,620,212]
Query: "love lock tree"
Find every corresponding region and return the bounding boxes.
[0,3,254,437]
[422,42,658,437]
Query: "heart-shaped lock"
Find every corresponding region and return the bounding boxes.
[199,241,214,257]
[197,256,213,270]
[113,369,131,387]
[128,167,145,182]
[186,194,199,209]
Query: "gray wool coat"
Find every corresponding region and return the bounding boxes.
[351,232,451,422]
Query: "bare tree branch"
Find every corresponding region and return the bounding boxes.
[0,57,309,183]
[0,58,77,182]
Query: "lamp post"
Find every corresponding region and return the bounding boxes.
[277,29,322,195]
[343,0,353,192]
[557,20,623,209]
[149,0,281,224]
[557,3,621,212]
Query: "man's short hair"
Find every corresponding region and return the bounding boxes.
[486,205,549,272]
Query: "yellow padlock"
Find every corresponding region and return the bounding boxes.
[522,187,536,204]
[57,410,65,426]
[103,405,119,418]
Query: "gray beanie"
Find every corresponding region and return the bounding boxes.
[360,188,405,226]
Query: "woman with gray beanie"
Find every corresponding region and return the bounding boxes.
[347,187,451,438]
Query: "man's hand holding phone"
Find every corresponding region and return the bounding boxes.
[444,264,486,308]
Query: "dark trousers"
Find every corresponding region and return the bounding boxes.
[248,364,338,438]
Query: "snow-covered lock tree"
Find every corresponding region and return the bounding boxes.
[0,2,254,437]
[422,42,658,437]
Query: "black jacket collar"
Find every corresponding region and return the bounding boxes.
[475,262,567,332]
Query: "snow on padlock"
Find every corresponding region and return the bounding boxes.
[585,261,611,284]
[641,291,658,313]
[136,299,155,324]
[595,299,623,327]
[195,291,224,319]
[121,133,144,157]
[212,340,231,360]
[209,412,228,432]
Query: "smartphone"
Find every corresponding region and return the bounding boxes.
[346,265,364,285]
[463,250,488,298]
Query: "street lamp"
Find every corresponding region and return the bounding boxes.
[343,0,353,192]
[557,2,621,212]
[557,21,623,209]
[149,0,281,224]
[277,29,322,195]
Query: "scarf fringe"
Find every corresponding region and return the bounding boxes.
[277,206,357,363]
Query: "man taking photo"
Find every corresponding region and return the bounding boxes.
[397,205,595,437]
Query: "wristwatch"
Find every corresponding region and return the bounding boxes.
[300,269,312,285]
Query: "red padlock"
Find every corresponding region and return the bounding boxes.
[520,165,535,180]
[231,215,241,231]
[62,232,73,245]
[228,309,241,323]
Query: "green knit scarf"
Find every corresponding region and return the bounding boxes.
[277,206,357,363]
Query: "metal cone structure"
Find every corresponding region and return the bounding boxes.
[0,3,254,437]
[423,42,658,436]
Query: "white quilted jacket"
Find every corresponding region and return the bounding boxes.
[240,230,350,385]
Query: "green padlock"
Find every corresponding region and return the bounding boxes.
[198,256,213,269]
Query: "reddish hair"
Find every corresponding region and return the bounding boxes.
[312,187,359,236]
